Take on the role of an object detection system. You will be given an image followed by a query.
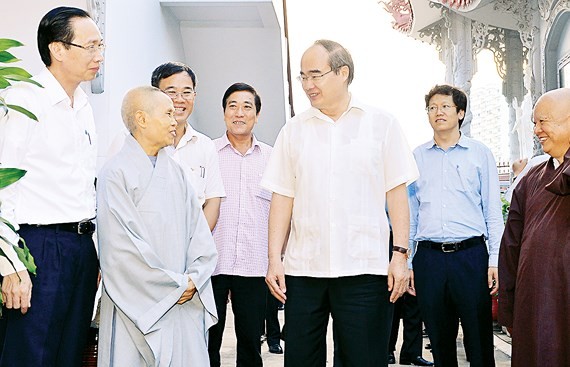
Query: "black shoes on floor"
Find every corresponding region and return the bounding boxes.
[268,343,283,354]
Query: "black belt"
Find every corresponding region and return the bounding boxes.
[21,220,96,235]
[418,235,484,253]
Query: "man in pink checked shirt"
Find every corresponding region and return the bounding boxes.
[208,83,274,367]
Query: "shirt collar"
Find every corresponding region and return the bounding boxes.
[218,132,260,155]
[306,94,367,122]
[176,122,199,148]
[427,132,472,150]
[36,67,88,109]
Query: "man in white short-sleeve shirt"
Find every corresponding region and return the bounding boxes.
[151,62,225,231]
[262,39,419,367]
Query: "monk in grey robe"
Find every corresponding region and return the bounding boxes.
[96,86,218,367]
[499,87,570,367]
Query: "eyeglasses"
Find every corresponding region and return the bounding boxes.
[426,104,457,114]
[164,89,196,100]
[296,69,335,83]
[56,40,105,55]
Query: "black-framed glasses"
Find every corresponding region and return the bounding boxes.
[163,89,196,100]
[426,104,457,114]
[296,69,335,83]
[56,40,105,55]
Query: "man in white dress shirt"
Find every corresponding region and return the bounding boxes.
[151,62,225,231]
[0,7,103,366]
[262,39,419,367]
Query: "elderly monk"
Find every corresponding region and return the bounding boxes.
[499,87,570,367]
[96,86,218,366]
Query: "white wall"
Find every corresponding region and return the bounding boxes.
[0,1,85,73]
[181,26,286,144]
[90,0,185,168]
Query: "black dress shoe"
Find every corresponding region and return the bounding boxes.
[399,356,434,366]
[388,352,396,364]
[268,344,283,354]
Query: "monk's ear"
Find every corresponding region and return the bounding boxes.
[48,42,65,63]
[134,110,147,129]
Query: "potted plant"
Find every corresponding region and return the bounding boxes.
[0,38,40,305]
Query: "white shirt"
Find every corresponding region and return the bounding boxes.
[261,97,419,277]
[0,68,97,275]
[164,123,225,205]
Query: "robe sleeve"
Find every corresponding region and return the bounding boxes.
[184,177,218,314]
[498,175,527,328]
[97,168,190,334]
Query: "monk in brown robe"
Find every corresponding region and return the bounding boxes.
[499,87,570,367]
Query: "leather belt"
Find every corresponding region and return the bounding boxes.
[418,235,484,253]
[21,220,96,235]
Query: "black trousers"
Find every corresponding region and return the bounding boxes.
[413,240,495,367]
[0,225,99,367]
[265,287,281,345]
[389,293,423,360]
[284,275,393,367]
[208,275,266,367]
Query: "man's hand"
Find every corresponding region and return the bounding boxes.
[387,253,410,303]
[177,278,197,305]
[512,158,528,177]
[488,267,499,296]
[2,270,32,314]
[406,269,416,296]
[266,261,287,304]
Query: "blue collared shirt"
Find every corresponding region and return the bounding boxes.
[408,134,504,267]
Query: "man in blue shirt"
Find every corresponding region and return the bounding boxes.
[408,85,503,367]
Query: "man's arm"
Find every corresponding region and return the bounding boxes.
[481,150,504,295]
[386,183,410,303]
[202,197,221,231]
[265,192,293,303]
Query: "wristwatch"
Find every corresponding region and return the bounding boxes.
[392,245,411,259]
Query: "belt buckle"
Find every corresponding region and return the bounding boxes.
[77,220,95,235]
[441,242,458,253]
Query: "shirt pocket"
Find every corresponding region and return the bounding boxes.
[289,217,320,260]
[347,216,384,259]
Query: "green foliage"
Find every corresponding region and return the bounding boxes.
[0,38,42,120]
[501,196,510,224]
[0,168,26,189]
[0,39,39,296]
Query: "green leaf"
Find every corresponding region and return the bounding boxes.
[0,51,20,63]
[3,74,42,88]
[0,66,32,78]
[13,238,37,276]
[0,39,23,52]
[0,75,10,89]
[6,104,38,121]
[0,216,18,233]
[0,168,26,189]
[0,235,37,276]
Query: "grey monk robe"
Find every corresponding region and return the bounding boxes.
[96,135,218,367]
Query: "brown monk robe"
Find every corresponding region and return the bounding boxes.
[499,147,570,366]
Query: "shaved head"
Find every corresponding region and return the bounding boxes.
[121,86,167,133]
[533,88,570,163]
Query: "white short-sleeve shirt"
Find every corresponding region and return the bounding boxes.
[261,97,419,277]
[164,124,226,205]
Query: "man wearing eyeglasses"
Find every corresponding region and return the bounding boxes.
[0,6,103,366]
[262,39,419,367]
[150,62,225,231]
[407,84,503,367]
